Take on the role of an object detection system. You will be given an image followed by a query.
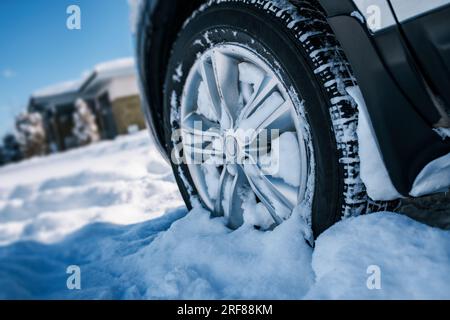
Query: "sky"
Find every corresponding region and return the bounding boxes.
[0,0,135,137]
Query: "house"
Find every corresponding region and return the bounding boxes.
[80,58,145,140]
[28,58,145,152]
[29,80,82,151]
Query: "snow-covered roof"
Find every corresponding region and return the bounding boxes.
[94,57,135,79]
[30,57,136,102]
[32,79,82,99]
[80,58,136,93]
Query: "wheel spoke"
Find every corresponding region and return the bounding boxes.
[239,76,278,121]
[199,58,223,121]
[242,163,297,223]
[184,142,221,164]
[214,167,245,228]
[182,112,221,141]
[211,49,241,126]
[182,113,223,164]
[239,94,291,135]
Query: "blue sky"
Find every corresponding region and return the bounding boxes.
[0,0,134,137]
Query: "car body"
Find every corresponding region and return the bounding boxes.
[135,0,450,220]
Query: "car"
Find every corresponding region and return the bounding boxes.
[135,0,450,239]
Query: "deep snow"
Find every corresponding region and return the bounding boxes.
[0,131,449,299]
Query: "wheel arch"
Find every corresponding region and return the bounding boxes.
[136,0,205,160]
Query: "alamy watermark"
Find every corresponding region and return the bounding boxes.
[365,5,382,31]
[171,122,281,174]
[366,265,382,290]
[66,5,81,30]
[66,265,81,290]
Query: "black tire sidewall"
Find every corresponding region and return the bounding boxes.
[163,2,343,236]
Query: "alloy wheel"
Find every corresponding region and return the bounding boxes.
[180,44,311,229]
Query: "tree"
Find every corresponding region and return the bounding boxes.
[0,146,5,166]
[72,98,100,146]
[2,134,22,163]
[15,112,47,158]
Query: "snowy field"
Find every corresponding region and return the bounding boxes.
[0,131,449,299]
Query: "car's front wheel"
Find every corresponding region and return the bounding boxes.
[163,0,368,238]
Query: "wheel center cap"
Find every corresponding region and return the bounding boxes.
[224,135,238,160]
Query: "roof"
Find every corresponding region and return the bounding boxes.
[31,79,82,99]
[79,58,136,94]
[94,57,135,78]
[31,57,136,100]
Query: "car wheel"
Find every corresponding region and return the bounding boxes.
[163,0,368,238]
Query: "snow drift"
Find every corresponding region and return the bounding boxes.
[0,131,449,299]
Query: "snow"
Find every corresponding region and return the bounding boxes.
[238,62,264,87]
[307,213,450,299]
[434,127,450,140]
[0,131,182,245]
[347,86,403,201]
[173,63,183,83]
[201,164,220,199]
[348,85,450,198]
[350,11,365,24]
[32,58,136,100]
[32,79,81,99]
[241,191,274,229]
[92,57,136,79]
[261,132,301,187]
[15,112,47,157]
[411,153,450,197]
[72,99,100,146]
[0,130,449,299]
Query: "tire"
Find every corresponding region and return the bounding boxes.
[163,0,368,238]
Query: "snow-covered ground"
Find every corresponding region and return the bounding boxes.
[0,131,449,299]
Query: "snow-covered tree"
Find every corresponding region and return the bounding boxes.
[72,98,100,146]
[15,112,47,158]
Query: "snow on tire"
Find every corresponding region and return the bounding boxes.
[164,0,372,238]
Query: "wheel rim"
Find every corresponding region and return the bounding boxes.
[179,44,310,229]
